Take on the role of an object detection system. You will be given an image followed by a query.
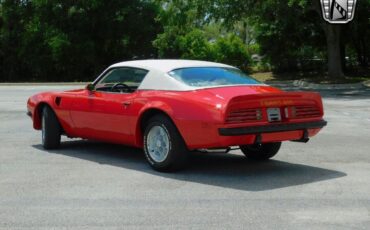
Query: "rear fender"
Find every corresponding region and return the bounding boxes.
[134,97,224,149]
[134,101,175,147]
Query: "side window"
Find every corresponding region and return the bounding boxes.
[95,67,148,92]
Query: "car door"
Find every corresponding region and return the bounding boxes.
[70,67,148,145]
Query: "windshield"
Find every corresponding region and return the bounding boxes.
[168,67,260,87]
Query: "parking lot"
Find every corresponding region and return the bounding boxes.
[1,84,370,229]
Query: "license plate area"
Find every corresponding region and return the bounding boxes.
[267,108,282,122]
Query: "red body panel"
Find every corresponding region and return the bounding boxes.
[27,85,326,150]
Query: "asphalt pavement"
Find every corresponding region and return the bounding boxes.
[0,84,370,229]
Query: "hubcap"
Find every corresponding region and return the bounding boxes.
[147,125,170,163]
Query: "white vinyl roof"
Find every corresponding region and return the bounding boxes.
[110,59,235,73]
[107,59,251,91]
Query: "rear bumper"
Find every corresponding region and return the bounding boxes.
[219,120,327,136]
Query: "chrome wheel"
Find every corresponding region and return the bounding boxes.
[146,125,170,163]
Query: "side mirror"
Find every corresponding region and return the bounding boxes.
[86,83,95,91]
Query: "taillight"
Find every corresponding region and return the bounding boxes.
[290,105,321,118]
[225,108,262,124]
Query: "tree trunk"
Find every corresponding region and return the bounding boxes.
[324,24,345,79]
[340,27,346,72]
[310,0,345,79]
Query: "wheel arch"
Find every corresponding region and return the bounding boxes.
[33,102,51,130]
[33,102,62,131]
[135,108,182,147]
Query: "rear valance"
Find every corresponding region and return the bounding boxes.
[219,120,327,136]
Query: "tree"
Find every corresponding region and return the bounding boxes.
[1,0,368,82]
[178,29,213,60]
[153,0,203,58]
[154,0,252,70]
[0,0,30,81]
[212,34,251,71]
[309,0,344,78]
[198,0,349,78]
[0,0,161,82]
[345,0,370,68]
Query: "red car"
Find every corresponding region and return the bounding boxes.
[27,60,327,171]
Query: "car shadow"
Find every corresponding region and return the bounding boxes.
[33,140,346,191]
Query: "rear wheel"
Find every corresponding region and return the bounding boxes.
[143,115,188,172]
[240,142,281,161]
[41,106,61,149]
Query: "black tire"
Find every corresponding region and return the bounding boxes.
[240,142,282,161]
[143,114,188,172]
[41,106,61,149]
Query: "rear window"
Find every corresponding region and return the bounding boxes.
[168,67,260,87]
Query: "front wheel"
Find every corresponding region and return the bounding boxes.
[143,115,188,172]
[41,106,61,149]
[240,142,281,161]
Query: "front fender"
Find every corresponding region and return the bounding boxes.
[27,92,75,135]
[28,93,55,130]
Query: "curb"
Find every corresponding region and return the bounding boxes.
[1,80,369,89]
[363,80,370,88]
[293,80,369,90]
